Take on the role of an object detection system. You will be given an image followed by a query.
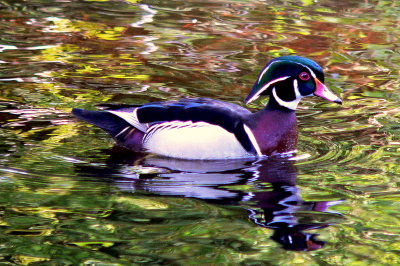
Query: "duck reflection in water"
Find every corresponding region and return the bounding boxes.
[77,148,343,251]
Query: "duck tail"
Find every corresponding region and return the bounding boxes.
[72,108,131,138]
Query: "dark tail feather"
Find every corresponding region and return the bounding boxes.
[72,108,144,150]
[72,108,131,138]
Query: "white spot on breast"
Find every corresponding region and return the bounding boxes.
[143,121,255,160]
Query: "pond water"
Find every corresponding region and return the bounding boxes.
[0,0,399,265]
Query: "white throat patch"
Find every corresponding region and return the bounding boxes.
[272,79,303,110]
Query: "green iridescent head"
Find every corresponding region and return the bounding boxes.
[246,56,342,110]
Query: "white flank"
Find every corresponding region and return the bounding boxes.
[143,121,255,160]
[107,108,148,132]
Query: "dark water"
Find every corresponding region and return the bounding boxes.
[0,0,399,265]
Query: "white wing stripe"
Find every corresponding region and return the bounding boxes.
[114,126,131,138]
[107,108,148,132]
[143,121,198,144]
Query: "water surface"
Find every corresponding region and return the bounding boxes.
[0,0,399,265]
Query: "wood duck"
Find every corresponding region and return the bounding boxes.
[72,56,342,160]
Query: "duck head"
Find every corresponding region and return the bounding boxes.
[245,56,342,110]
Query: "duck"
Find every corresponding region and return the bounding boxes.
[72,55,342,160]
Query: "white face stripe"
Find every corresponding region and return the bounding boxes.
[294,62,317,79]
[293,79,301,99]
[258,60,317,84]
[246,76,290,104]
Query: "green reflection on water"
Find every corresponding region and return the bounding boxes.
[0,0,399,265]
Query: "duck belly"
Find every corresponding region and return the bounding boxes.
[143,122,254,160]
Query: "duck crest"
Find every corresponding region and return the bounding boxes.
[245,55,341,111]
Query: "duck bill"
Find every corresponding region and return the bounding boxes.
[314,78,342,104]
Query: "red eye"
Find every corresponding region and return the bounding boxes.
[299,72,310,81]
